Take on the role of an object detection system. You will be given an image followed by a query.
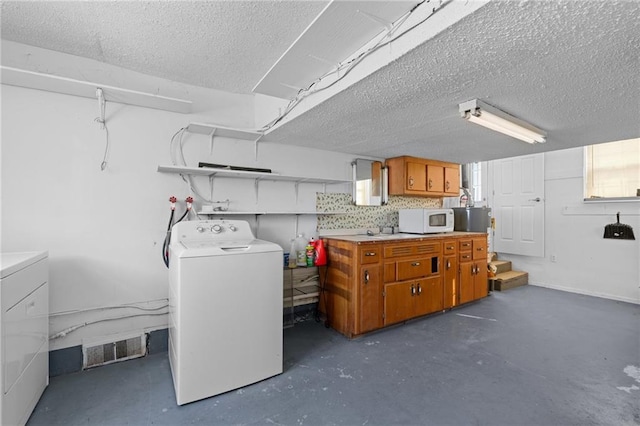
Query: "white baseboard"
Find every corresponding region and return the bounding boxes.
[529,282,640,305]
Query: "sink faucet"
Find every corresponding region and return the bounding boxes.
[460,187,474,208]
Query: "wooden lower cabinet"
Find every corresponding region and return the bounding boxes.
[443,254,458,309]
[459,261,476,304]
[359,264,382,333]
[458,236,488,303]
[383,277,443,326]
[322,233,487,338]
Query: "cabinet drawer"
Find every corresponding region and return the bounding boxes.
[397,259,431,281]
[384,242,440,259]
[458,240,472,252]
[443,241,457,255]
[459,252,473,262]
[473,238,488,260]
[1,258,48,312]
[3,282,49,393]
[360,246,381,264]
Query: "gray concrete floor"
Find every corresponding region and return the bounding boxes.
[28,286,639,426]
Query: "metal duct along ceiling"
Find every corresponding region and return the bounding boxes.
[253,1,418,99]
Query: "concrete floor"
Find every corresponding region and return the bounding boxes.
[28,286,639,426]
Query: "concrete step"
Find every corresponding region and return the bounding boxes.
[489,270,528,291]
[489,260,512,275]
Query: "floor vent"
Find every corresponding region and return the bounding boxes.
[83,335,147,369]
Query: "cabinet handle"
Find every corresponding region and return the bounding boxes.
[416,283,422,295]
[447,246,454,250]
[365,252,377,257]
[446,260,451,269]
[411,284,416,296]
[428,179,433,189]
[411,262,421,267]
[477,247,484,251]
[446,181,450,191]
[409,176,414,188]
[364,270,369,284]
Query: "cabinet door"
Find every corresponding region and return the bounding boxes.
[420,276,443,315]
[426,164,444,193]
[443,254,458,309]
[473,262,488,300]
[459,262,475,304]
[384,281,415,325]
[444,166,460,196]
[360,266,382,333]
[406,161,427,191]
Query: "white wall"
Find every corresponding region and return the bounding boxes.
[1,84,353,350]
[490,148,640,304]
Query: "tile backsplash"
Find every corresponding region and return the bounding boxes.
[316,193,441,230]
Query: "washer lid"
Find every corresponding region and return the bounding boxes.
[181,240,253,250]
[1,251,48,279]
[173,239,281,258]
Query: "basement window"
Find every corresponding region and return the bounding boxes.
[584,138,640,201]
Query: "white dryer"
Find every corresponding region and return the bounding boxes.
[168,219,283,405]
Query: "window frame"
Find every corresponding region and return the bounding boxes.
[583,139,640,203]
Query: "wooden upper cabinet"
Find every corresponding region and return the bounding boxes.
[406,161,427,192]
[444,166,460,196]
[386,156,460,197]
[426,164,444,195]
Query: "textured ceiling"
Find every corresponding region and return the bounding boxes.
[2,0,639,164]
[0,0,329,95]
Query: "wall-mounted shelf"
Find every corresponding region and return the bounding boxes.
[157,165,350,185]
[1,66,192,114]
[196,211,348,216]
[186,122,263,140]
[184,122,263,159]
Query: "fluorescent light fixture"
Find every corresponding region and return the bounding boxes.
[459,99,546,144]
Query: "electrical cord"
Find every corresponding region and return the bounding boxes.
[49,312,168,340]
[259,0,451,132]
[49,301,169,317]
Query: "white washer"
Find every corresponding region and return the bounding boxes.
[168,219,283,405]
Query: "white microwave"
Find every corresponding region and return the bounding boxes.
[398,208,454,234]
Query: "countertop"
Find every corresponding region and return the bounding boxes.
[1,251,48,279]
[321,232,486,243]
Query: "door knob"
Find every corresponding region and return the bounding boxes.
[529,197,541,202]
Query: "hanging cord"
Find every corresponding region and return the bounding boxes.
[162,196,194,268]
[168,128,220,204]
[94,88,110,171]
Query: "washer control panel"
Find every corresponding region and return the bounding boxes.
[173,220,254,243]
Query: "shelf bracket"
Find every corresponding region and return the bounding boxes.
[209,128,217,156]
[253,134,264,161]
[254,179,260,204]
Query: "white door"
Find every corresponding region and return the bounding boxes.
[490,153,545,257]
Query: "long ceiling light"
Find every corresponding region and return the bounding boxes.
[459,99,546,144]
